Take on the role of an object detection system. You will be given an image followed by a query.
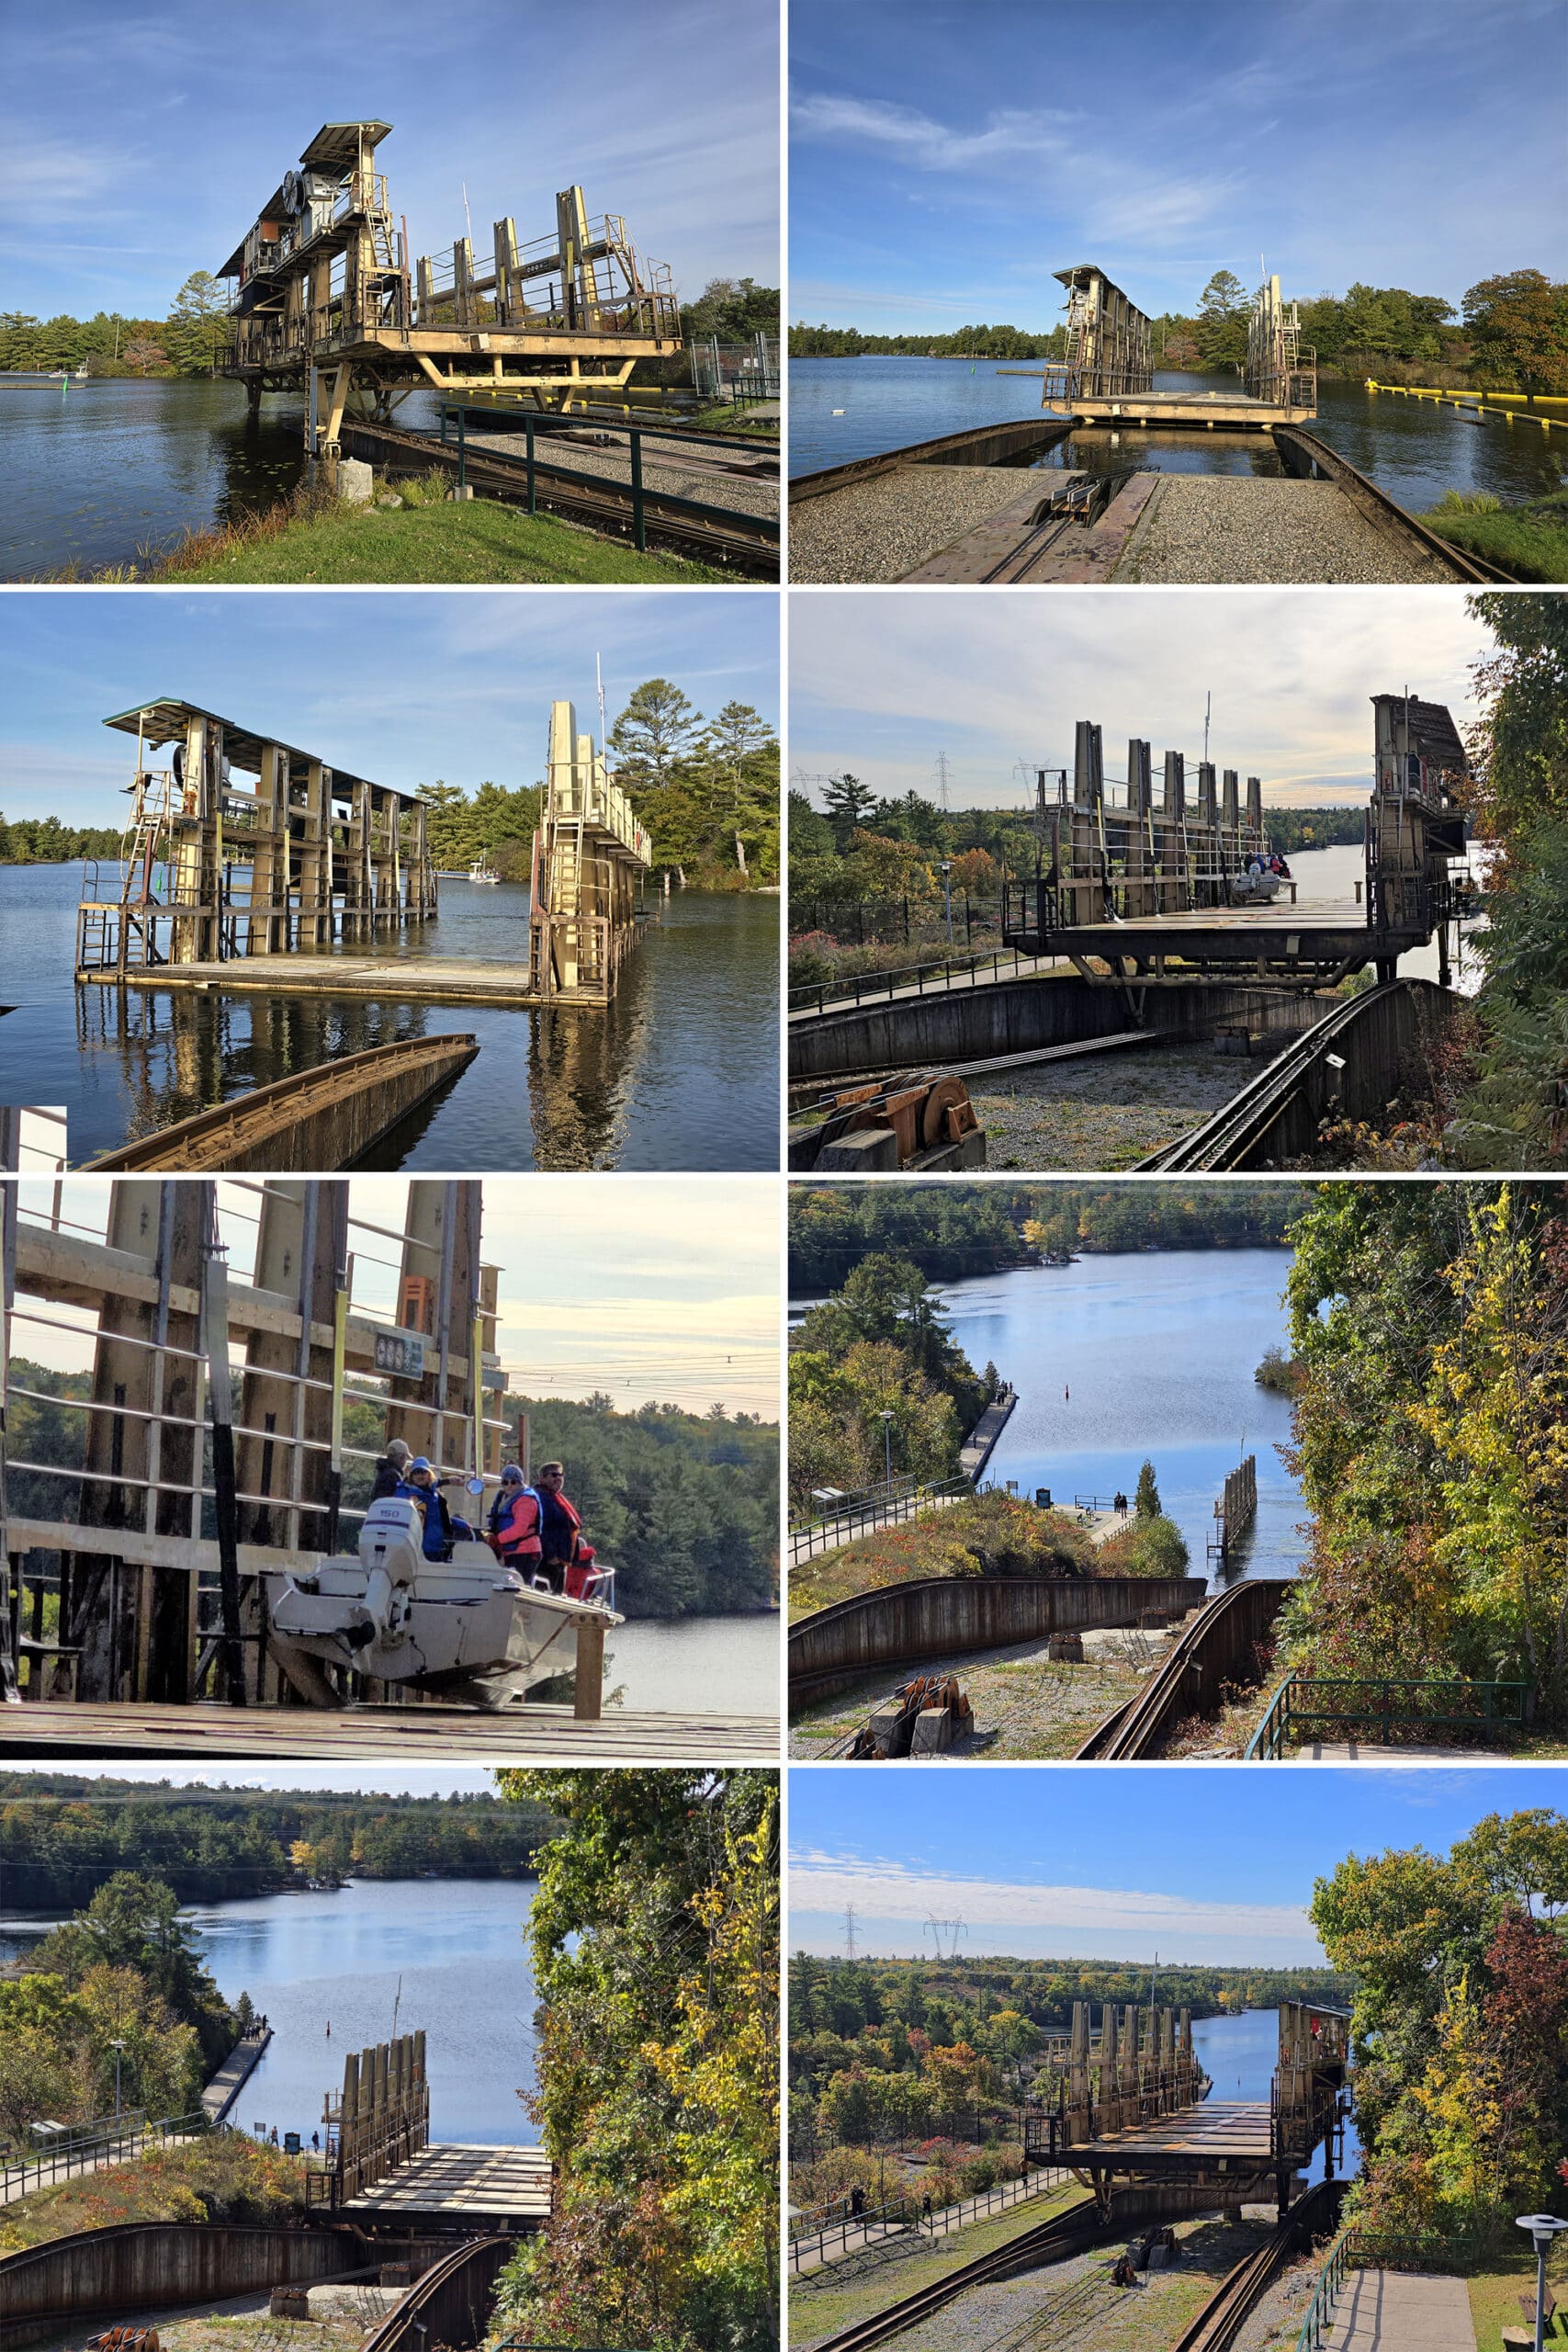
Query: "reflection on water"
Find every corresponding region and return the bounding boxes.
[937,1249,1306,1588]
[607,1612,779,1714]
[1192,2010,1359,2184]
[789,358,1566,513]
[0,865,779,1170]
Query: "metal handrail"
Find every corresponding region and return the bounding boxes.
[788,944,1039,1016]
[788,1475,973,1567]
[437,406,778,552]
[1,2109,212,2198]
[1247,1673,1531,1759]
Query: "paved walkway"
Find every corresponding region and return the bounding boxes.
[1325,2267,1476,2349]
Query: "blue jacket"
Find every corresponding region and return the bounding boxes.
[396,1477,454,1560]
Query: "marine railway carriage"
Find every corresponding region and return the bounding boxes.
[219,120,682,453]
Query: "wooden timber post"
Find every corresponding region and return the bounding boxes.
[1125,739,1154,917]
[1070,721,1103,926]
[1162,751,1186,912]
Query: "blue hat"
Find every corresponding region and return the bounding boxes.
[409,1455,433,1474]
[501,1463,525,1483]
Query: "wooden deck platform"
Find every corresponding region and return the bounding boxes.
[76,956,574,1009]
[0,1699,779,1761]
[1072,2099,1276,2175]
[1057,391,1316,428]
[341,2143,552,2227]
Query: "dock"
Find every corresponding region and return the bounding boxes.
[341,2143,551,2228]
[0,1699,777,1761]
[202,2027,273,2122]
[88,956,556,1007]
[959,1385,1016,1480]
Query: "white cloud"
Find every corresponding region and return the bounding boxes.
[792,96,1075,173]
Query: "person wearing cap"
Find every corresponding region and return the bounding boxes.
[489,1464,544,1577]
[396,1456,456,1560]
[370,1437,412,1501]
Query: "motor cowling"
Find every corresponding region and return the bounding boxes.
[359,1496,426,1591]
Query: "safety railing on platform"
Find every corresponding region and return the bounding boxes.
[789,2165,1068,2272]
[1247,1674,1531,1758]
[436,405,778,554]
[788,1474,973,1568]
[1,2109,212,2199]
[788,942,1039,1016]
[1293,2227,1490,2350]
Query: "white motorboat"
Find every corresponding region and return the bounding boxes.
[1229,865,1282,906]
[265,1495,619,1708]
[467,856,501,884]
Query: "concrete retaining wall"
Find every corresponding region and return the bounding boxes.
[1233,979,1457,1166]
[362,2235,514,2352]
[790,1575,1206,1706]
[790,972,1314,1082]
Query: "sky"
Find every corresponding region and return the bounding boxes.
[0,589,779,829]
[14,1173,782,1417]
[790,587,1490,810]
[789,1766,1568,1966]
[790,0,1568,331]
[0,0,778,322]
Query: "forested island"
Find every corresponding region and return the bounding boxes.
[0,1776,561,1910]
[791,267,1568,393]
[789,1182,1302,1293]
[6,1378,778,1621]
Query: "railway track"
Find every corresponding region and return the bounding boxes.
[342,419,778,575]
[1074,1582,1292,1759]
[1168,2179,1345,2352]
[797,2197,1108,2352]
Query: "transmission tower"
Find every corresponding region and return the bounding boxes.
[843,1904,859,1961]
[934,751,951,814]
[923,1914,967,1962]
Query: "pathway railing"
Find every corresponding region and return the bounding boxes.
[788,943,1042,1017]
[789,1475,973,1568]
[1293,2226,1488,2350]
[790,2164,1069,2273]
[1247,1674,1530,1758]
[2,2109,211,2199]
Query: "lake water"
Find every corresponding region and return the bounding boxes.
[609,1610,779,1713]
[936,1247,1305,1587]
[1192,2008,1359,2186]
[1,1876,541,2147]
[789,358,1566,514]
[0,865,779,1170]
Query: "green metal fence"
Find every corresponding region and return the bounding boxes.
[1247,1675,1530,1759]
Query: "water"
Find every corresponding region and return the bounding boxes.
[1191,2010,1359,2186]
[789,357,1566,514]
[935,1248,1305,1587]
[0,379,444,580]
[0,865,779,1170]
[1263,842,1483,989]
[0,1878,542,2148]
[609,1610,779,1713]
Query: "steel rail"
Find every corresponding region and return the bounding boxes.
[1077,1580,1292,1760]
[1274,425,1513,582]
[1169,2179,1345,2352]
[796,2195,1107,2352]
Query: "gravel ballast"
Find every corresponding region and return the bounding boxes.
[1118,474,1454,582]
[788,466,1041,582]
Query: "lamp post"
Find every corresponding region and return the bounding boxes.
[878,1409,894,1491]
[1516,2214,1567,2352]
[108,2039,127,2121]
[939,860,953,950]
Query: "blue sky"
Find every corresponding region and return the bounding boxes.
[1,0,778,322]
[0,589,779,829]
[789,1768,1568,1964]
[15,1173,782,1415]
[791,588,1488,810]
[790,0,1568,330]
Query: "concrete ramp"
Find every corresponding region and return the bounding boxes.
[1325,2267,1476,2350]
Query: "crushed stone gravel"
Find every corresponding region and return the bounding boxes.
[1117,475,1455,582]
[788,467,1039,582]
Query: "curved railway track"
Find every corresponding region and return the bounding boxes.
[1168,2178,1345,2352]
[798,2197,1108,2352]
[342,420,779,575]
[1074,1582,1292,1759]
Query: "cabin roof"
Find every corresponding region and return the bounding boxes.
[103,699,424,805]
[1371,694,1470,777]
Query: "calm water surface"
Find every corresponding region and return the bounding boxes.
[609,1611,779,1713]
[937,1248,1305,1586]
[0,379,436,579]
[1192,2009,1359,2184]
[790,357,1566,513]
[1,1877,539,2146]
[0,866,778,1170]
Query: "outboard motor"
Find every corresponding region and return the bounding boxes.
[354,1496,425,1647]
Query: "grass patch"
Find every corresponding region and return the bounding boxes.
[789,2181,1083,2348]
[0,2135,306,2252]
[789,1492,1100,1618]
[1468,2258,1566,2352]
[1418,487,1568,582]
[689,402,779,436]
[158,490,728,583]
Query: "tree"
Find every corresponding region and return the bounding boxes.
[122,337,166,377]
[165,272,230,376]
[1195,272,1248,371]
[1462,271,1568,395]
[821,773,878,849]
[1134,1460,1161,1518]
[610,680,703,790]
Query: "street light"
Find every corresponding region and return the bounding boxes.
[939,860,954,950]
[878,1409,895,1489]
[1515,2213,1567,2352]
[107,2039,127,2121]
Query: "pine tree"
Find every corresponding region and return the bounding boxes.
[1134,1460,1161,1518]
[609,678,702,788]
[164,273,230,376]
[822,772,878,848]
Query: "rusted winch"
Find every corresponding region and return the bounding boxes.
[847,1672,975,1758]
[789,1069,982,1170]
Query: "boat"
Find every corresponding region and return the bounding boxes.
[265,1493,621,1708]
[467,855,501,884]
[1229,866,1282,906]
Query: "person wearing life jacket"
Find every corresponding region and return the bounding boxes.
[489,1464,544,1577]
[397,1457,455,1561]
[535,1461,585,1596]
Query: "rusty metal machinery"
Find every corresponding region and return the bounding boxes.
[788,1071,983,1170]
[219,121,682,451]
